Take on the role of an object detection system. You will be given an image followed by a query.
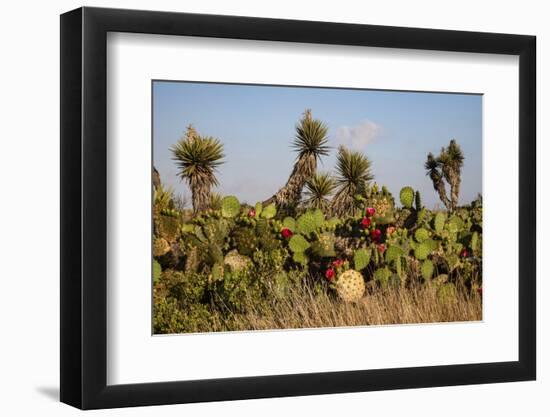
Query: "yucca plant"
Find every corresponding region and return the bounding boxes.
[331,146,374,216]
[441,139,464,210]
[303,172,336,211]
[265,109,329,212]
[424,152,451,210]
[171,125,225,213]
[425,139,464,210]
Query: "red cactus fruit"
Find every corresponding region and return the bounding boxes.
[461,249,468,258]
[332,259,344,268]
[248,209,256,217]
[281,228,293,239]
[377,243,386,253]
[360,217,371,229]
[325,268,335,280]
[366,207,376,217]
[371,229,382,241]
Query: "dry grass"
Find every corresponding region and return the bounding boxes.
[208,283,482,332]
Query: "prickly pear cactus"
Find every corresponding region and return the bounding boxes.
[414,228,429,243]
[261,203,277,219]
[385,245,403,264]
[414,242,431,260]
[288,234,310,253]
[415,190,422,211]
[421,259,434,281]
[283,216,296,231]
[399,186,415,208]
[354,248,371,271]
[374,266,392,288]
[336,269,365,302]
[310,232,336,257]
[292,251,308,266]
[221,196,240,218]
[153,259,162,283]
[296,212,317,236]
[434,212,446,233]
[470,231,479,253]
[254,202,263,219]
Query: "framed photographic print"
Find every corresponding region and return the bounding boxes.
[60,6,536,410]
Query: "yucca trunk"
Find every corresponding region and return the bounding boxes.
[449,174,461,211]
[264,151,317,209]
[190,179,212,213]
[331,189,358,217]
[430,172,451,210]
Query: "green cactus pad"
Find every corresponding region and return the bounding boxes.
[434,212,446,233]
[417,208,427,223]
[354,248,371,270]
[180,223,194,234]
[424,238,439,252]
[421,259,434,281]
[153,259,162,283]
[414,242,431,260]
[385,245,403,264]
[414,228,430,242]
[288,234,310,253]
[399,186,415,208]
[448,215,464,231]
[292,251,308,266]
[312,209,325,228]
[310,232,336,257]
[221,196,240,218]
[374,267,391,288]
[261,203,277,219]
[415,190,422,211]
[254,202,263,218]
[297,212,317,236]
[282,216,296,231]
[471,231,479,252]
[445,254,460,271]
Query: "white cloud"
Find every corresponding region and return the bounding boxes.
[335,120,383,149]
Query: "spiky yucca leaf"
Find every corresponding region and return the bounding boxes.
[265,110,329,212]
[171,125,225,213]
[303,172,336,210]
[153,184,174,213]
[209,192,223,210]
[331,146,374,216]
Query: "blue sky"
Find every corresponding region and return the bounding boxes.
[153,81,482,209]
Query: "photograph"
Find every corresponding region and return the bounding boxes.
[152,81,483,334]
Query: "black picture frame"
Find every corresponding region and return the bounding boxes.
[60,6,536,410]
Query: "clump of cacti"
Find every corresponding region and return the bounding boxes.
[154,148,481,322]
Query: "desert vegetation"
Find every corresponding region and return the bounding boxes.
[153,110,482,334]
